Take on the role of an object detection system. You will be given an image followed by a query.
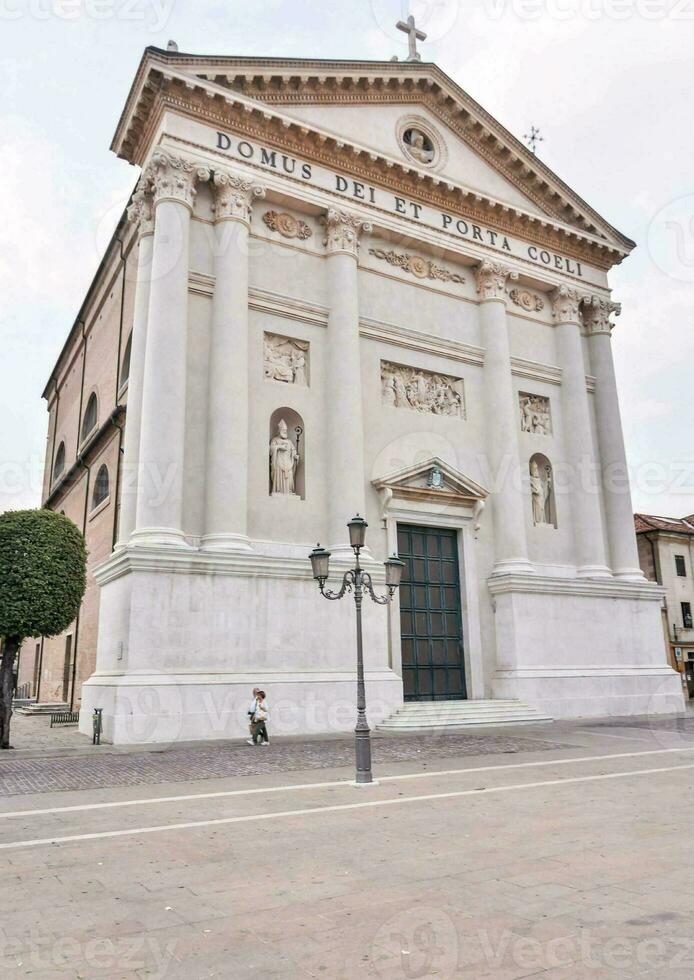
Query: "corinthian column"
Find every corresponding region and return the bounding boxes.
[202,171,265,551]
[582,296,643,580]
[323,209,372,552]
[133,151,209,546]
[117,178,155,547]
[551,286,610,577]
[476,260,532,575]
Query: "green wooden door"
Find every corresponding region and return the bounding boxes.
[397,524,467,702]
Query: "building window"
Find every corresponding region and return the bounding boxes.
[81,393,98,442]
[675,555,687,577]
[120,333,132,389]
[92,464,109,510]
[53,441,66,480]
[682,602,693,630]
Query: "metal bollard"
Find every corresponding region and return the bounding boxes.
[92,708,103,746]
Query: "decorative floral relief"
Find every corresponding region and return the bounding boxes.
[263,210,312,240]
[369,248,465,285]
[509,288,545,313]
[381,361,465,418]
[519,393,552,435]
[264,333,309,386]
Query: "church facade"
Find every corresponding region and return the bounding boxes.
[31,44,685,741]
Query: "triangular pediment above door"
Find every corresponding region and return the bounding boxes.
[372,457,488,506]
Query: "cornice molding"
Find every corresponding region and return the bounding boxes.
[487,573,661,601]
[113,53,631,270]
[360,316,484,367]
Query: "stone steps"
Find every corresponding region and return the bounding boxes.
[378,699,553,731]
[15,702,69,716]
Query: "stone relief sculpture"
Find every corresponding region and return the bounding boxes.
[509,288,545,313]
[264,333,309,386]
[262,210,312,240]
[403,128,435,164]
[269,419,299,495]
[369,248,465,285]
[530,455,555,527]
[381,361,465,418]
[519,393,552,435]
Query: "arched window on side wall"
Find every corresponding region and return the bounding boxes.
[81,393,98,443]
[529,453,557,528]
[53,442,66,481]
[120,333,132,389]
[92,465,110,511]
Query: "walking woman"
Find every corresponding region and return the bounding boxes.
[253,691,270,745]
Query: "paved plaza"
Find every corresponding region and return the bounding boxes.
[2,714,694,978]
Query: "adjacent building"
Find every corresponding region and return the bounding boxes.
[635,513,694,698]
[20,42,683,740]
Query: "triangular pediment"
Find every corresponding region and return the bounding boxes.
[112,50,633,266]
[373,457,488,503]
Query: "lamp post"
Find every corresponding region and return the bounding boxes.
[309,515,404,785]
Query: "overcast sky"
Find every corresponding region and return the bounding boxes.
[2,0,693,517]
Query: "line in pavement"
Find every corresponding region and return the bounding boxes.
[2,761,694,851]
[2,745,693,821]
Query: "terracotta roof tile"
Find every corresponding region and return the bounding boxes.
[634,513,694,535]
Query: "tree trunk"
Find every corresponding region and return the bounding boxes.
[0,635,18,749]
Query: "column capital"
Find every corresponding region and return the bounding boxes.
[550,285,582,324]
[211,170,266,225]
[147,151,210,211]
[126,177,154,239]
[581,294,621,336]
[474,260,518,302]
[321,209,373,258]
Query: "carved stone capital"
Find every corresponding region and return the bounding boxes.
[212,170,265,224]
[126,176,154,238]
[581,294,621,336]
[321,209,372,257]
[474,260,518,302]
[148,151,210,211]
[550,285,582,324]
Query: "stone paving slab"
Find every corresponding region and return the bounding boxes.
[0,728,564,796]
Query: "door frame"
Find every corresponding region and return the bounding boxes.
[382,505,484,701]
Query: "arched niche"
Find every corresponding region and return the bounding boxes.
[269,408,305,499]
[529,453,557,528]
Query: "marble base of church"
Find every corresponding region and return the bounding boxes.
[78,546,404,744]
[489,574,684,717]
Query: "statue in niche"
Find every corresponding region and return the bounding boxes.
[264,333,310,386]
[269,419,299,495]
[520,393,552,435]
[404,128,434,164]
[530,459,552,526]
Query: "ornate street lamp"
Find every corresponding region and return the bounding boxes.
[309,516,404,785]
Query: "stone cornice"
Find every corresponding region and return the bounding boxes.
[112,50,632,270]
[487,573,659,601]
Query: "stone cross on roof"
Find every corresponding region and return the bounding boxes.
[396,14,427,62]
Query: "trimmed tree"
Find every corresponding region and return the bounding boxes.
[0,510,86,749]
